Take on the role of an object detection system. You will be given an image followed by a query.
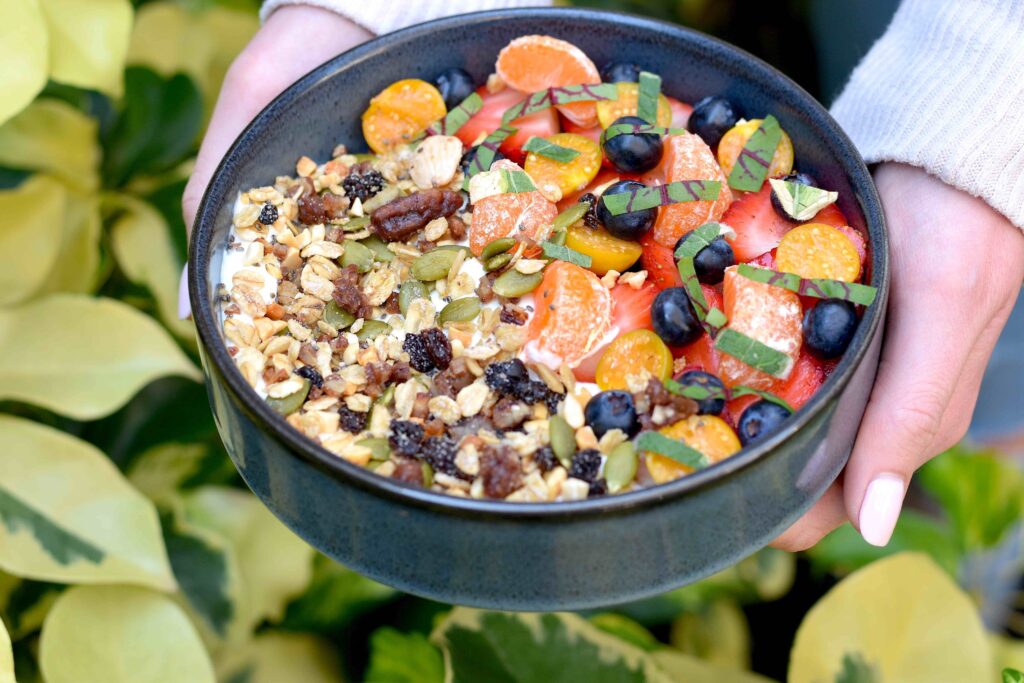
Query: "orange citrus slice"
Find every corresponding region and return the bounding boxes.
[596,82,672,129]
[596,329,673,391]
[525,261,613,368]
[362,79,446,154]
[717,118,794,179]
[651,133,733,247]
[523,133,602,196]
[776,223,861,282]
[645,415,741,484]
[469,190,558,257]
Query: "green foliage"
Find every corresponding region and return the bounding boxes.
[1005,668,1024,683]
[365,628,445,683]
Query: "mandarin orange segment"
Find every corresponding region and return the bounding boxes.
[596,82,672,129]
[644,415,741,483]
[775,223,861,282]
[523,133,602,196]
[525,261,613,368]
[362,79,447,153]
[595,329,673,391]
[719,267,802,389]
[651,133,733,247]
[495,34,602,128]
[717,119,794,179]
[468,190,558,256]
[564,223,642,275]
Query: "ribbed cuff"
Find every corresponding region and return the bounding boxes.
[260,0,553,36]
[830,0,1024,229]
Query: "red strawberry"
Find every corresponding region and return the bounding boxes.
[720,183,794,261]
[456,86,560,164]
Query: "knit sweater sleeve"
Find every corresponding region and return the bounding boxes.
[260,0,553,36]
[830,0,1024,228]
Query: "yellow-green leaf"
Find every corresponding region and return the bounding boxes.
[789,553,993,683]
[182,487,315,634]
[215,632,344,683]
[670,600,751,670]
[39,585,215,683]
[0,99,100,193]
[37,0,133,96]
[0,0,48,126]
[651,651,775,682]
[0,294,201,419]
[0,175,67,306]
[0,415,175,590]
[109,194,193,338]
[38,192,102,296]
[0,611,13,683]
[128,443,210,504]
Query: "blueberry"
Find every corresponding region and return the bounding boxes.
[434,67,475,109]
[687,95,739,148]
[803,299,857,359]
[770,171,819,222]
[737,400,792,446]
[674,233,735,284]
[603,115,663,174]
[674,370,726,415]
[600,61,642,83]
[584,390,639,438]
[596,180,656,241]
[651,287,702,346]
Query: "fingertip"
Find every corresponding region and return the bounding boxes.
[856,472,906,547]
[178,264,191,320]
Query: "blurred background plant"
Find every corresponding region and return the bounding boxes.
[0,1,1022,681]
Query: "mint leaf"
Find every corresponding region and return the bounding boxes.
[541,240,591,268]
[635,431,708,470]
[522,136,580,163]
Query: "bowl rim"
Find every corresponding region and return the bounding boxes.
[189,6,890,520]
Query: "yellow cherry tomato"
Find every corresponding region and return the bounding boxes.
[776,222,861,282]
[716,118,794,179]
[596,82,672,129]
[596,329,674,391]
[564,223,643,275]
[644,415,741,484]
[361,79,446,154]
[523,133,602,197]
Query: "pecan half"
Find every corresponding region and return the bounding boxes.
[371,189,462,242]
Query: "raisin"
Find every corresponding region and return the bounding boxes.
[388,420,424,457]
[433,357,475,398]
[513,379,557,407]
[422,436,467,479]
[258,202,278,225]
[579,193,600,229]
[371,189,462,242]
[533,446,558,473]
[480,444,522,498]
[295,365,323,388]
[403,333,435,373]
[342,168,386,202]
[392,456,424,486]
[338,406,367,433]
[588,479,608,497]
[484,359,529,395]
[569,448,602,483]
[499,304,528,325]
[448,214,467,240]
[421,328,452,371]
[491,397,531,431]
[297,193,326,225]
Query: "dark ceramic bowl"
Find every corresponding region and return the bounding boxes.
[189,7,888,611]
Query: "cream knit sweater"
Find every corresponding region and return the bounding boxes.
[261,0,1024,228]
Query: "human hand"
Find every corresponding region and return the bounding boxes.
[181,6,372,234]
[774,163,1024,551]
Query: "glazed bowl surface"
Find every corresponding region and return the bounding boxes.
[189,7,889,610]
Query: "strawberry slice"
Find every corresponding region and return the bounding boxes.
[573,281,659,382]
[720,183,794,262]
[666,95,693,128]
[456,86,560,164]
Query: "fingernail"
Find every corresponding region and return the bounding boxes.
[178,265,191,320]
[858,473,906,547]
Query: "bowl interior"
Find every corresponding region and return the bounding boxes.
[189,7,888,515]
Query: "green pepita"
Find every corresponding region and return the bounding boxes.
[421,461,434,487]
[481,236,516,260]
[549,230,568,247]
[399,280,429,315]
[549,415,576,468]
[484,252,513,272]
[604,442,638,493]
[552,201,590,232]
[357,437,391,461]
[361,184,400,213]
[411,248,459,281]
[265,378,311,416]
[376,384,395,407]
[360,234,394,262]
[342,215,370,232]
[341,239,374,273]
[438,297,481,324]
[323,301,356,330]
[492,268,544,298]
[355,319,392,342]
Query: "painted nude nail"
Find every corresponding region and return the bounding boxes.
[178,264,191,320]
[858,473,906,547]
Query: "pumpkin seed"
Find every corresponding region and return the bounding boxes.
[324,301,356,329]
[421,461,434,487]
[549,414,576,468]
[549,230,567,247]
[492,268,544,298]
[399,280,429,315]
[342,215,370,232]
[360,234,395,262]
[355,319,392,341]
[357,437,391,461]
[265,378,311,415]
[341,239,374,273]
[481,236,516,260]
[438,296,481,324]
[604,442,638,493]
[484,252,513,272]
[411,247,459,281]
[552,202,589,232]
[361,184,400,213]
[352,153,375,163]
[376,384,395,407]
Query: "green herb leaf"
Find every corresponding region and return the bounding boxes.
[714,328,794,379]
[767,178,839,222]
[424,91,483,136]
[673,222,731,260]
[705,307,728,328]
[522,136,581,163]
[462,124,517,187]
[736,264,877,306]
[541,240,592,268]
[673,222,732,328]
[600,123,688,145]
[676,253,711,322]
[635,431,709,470]
[501,83,619,124]
[636,71,662,124]
[664,378,792,413]
[601,180,721,216]
[726,115,782,192]
[498,168,537,193]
